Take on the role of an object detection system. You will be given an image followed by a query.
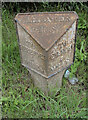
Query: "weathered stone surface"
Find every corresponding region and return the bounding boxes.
[28,69,65,95]
[15,12,78,94]
[47,21,76,76]
[15,12,78,51]
[17,23,47,76]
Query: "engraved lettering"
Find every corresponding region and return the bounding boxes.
[22,16,70,24]
[48,22,76,73]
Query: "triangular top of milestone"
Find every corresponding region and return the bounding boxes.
[15,12,78,51]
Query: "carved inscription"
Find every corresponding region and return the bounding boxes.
[21,14,71,34]
[30,24,65,34]
[16,12,77,77]
[22,15,70,23]
[20,45,46,75]
[17,23,44,54]
[16,13,77,50]
[48,21,76,74]
[24,59,46,75]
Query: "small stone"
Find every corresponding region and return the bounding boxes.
[64,70,70,79]
[68,77,78,85]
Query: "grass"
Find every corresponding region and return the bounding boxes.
[1,3,88,119]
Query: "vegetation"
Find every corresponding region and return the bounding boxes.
[1,2,88,118]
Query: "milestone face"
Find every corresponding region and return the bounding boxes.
[15,12,78,77]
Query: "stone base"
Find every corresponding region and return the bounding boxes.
[28,69,65,95]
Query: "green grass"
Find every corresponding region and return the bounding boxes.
[2,3,88,119]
